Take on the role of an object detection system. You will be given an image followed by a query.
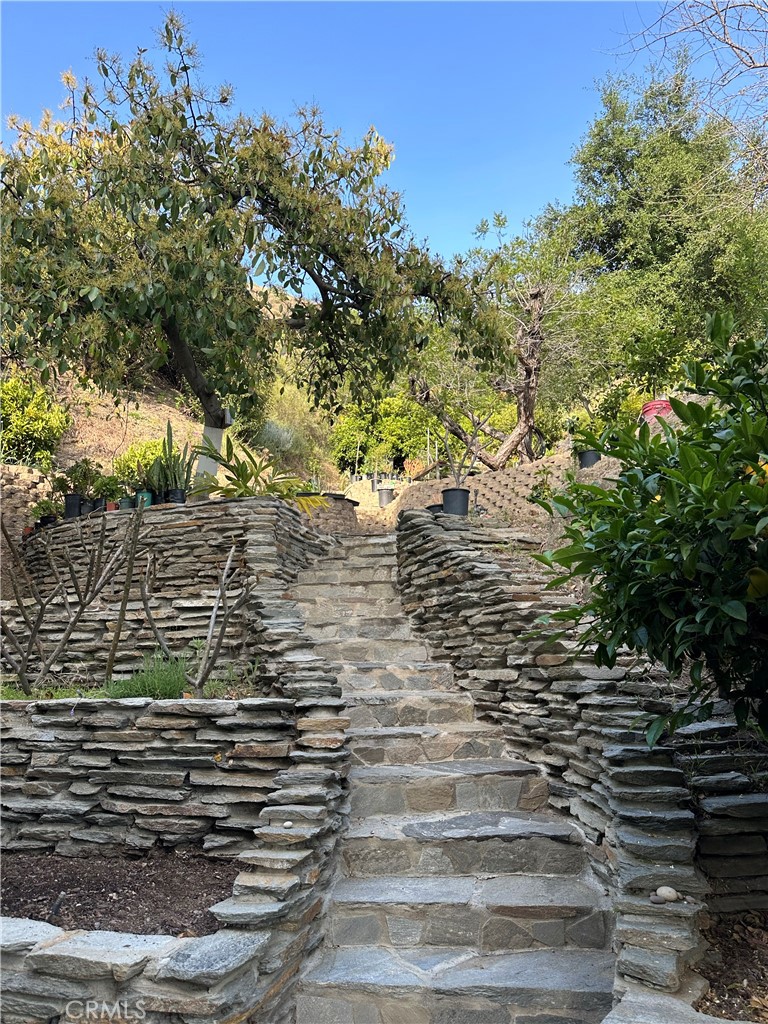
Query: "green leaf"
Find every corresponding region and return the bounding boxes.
[720,600,747,621]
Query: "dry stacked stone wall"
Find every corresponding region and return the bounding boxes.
[2,497,330,684]
[1,464,48,600]
[1,500,353,1024]
[396,509,768,996]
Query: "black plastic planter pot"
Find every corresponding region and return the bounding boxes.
[40,514,57,528]
[441,487,470,516]
[426,503,443,514]
[167,488,186,505]
[80,500,94,516]
[118,497,135,510]
[378,487,395,508]
[64,494,81,519]
[93,498,107,513]
[577,450,601,469]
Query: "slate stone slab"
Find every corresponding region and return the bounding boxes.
[0,917,63,953]
[154,929,270,985]
[26,929,177,982]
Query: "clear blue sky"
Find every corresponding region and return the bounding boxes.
[1,1,655,261]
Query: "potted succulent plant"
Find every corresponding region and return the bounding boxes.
[53,458,102,518]
[158,421,196,504]
[134,458,164,507]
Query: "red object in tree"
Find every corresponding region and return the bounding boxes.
[641,399,673,423]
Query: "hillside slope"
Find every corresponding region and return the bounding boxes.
[55,379,204,472]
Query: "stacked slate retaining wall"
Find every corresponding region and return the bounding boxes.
[396,509,768,997]
[1,464,48,601]
[1,502,352,1024]
[2,497,330,684]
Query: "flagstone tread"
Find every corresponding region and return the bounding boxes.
[302,945,615,1001]
[349,759,538,782]
[331,874,607,912]
[346,810,580,844]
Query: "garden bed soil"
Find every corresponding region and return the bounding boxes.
[0,850,240,936]
[696,911,768,1022]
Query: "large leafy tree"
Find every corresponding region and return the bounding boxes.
[553,68,768,400]
[1,14,496,429]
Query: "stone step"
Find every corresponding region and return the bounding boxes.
[327,874,610,951]
[313,637,431,663]
[300,598,405,622]
[348,759,544,816]
[296,946,614,1024]
[347,724,507,765]
[298,565,397,585]
[291,581,399,601]
[342,810,586,877]
[345,690,476,729]
[335,662,455,692]
[307,618,414,642]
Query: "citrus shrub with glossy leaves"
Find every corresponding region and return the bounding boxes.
[537,314,768,741]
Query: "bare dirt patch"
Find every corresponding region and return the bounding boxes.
[0,850,240,936]
[696,911,768,1022]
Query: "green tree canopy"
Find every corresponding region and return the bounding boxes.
[1,14,498,428]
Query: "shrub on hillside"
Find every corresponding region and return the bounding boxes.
[0,370,70,469]
[538,314,768,740]
[113,440,165,489]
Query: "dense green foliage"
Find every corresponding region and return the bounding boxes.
[113,441,165,490]
[107,654,188,699]
[0,369,70,469]
[331,396,438,473]
[548,70,768,414]
[538,315,768,738]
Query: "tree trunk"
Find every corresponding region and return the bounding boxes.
[410,287,546,472]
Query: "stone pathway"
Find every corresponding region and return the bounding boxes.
[292,534,614,1024]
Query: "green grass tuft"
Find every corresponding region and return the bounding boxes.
[107,654,188,699]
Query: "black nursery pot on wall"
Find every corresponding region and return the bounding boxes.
[441,487,470,516]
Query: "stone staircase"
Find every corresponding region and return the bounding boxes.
[292,534,615,1024]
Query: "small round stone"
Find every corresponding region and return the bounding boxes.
[649,894,666,904]
[283,820,293,829]
[655,886,679,902]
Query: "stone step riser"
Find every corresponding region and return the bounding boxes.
[342,834,587,878]
[308,621,414,641]
[314,640,431,663]
[301,601,405,621]
[297,985,610,1024]
[291,582,399,601]
[348,733,507,766]
[346,696,476,730]
[348,772,538,817]
[298,567,398,585]
[327,903,610,952]
[336,663,454,686]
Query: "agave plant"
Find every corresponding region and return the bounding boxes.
[193,435,328,515]
[160,421,196,491]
